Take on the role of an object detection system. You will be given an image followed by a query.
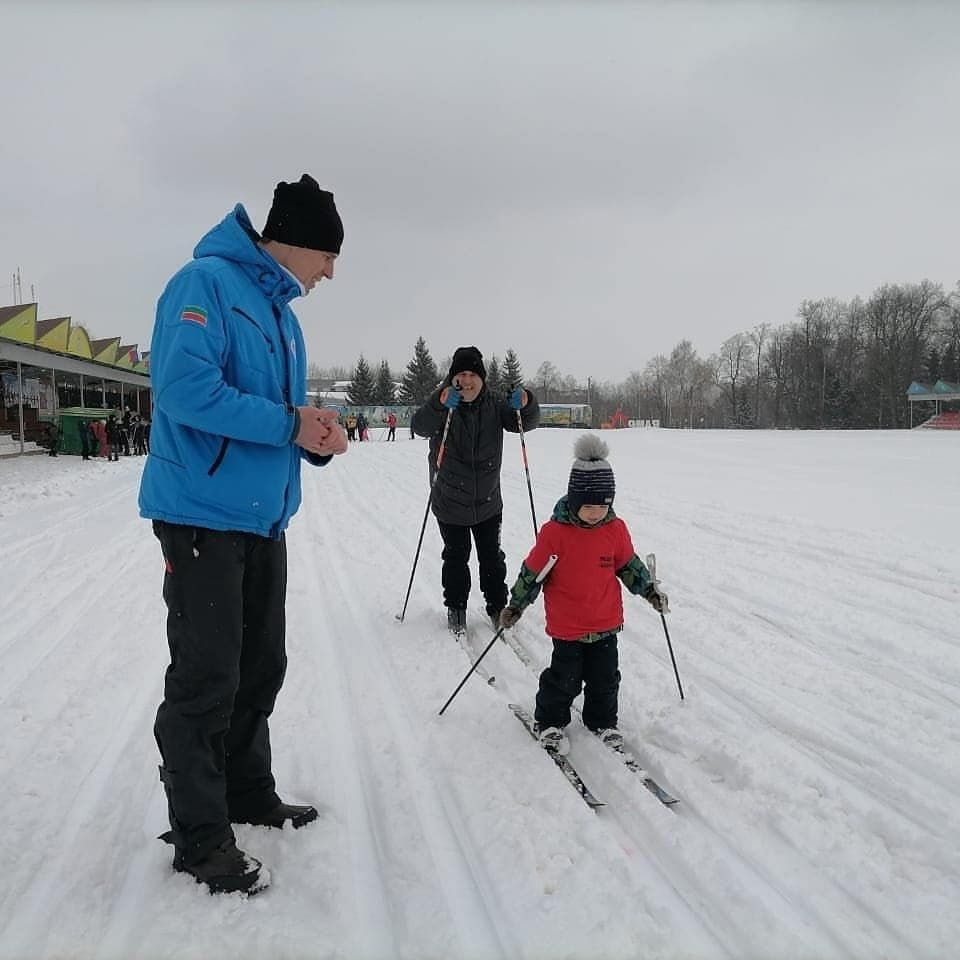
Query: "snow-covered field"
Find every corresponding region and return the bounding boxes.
[1,428,958,960]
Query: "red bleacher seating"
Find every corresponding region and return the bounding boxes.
[918,411,960,429]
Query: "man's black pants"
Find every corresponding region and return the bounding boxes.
[152,521,287,864]
[437,513,508,616]
[535,633,620,732]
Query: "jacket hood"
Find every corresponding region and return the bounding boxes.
[552,495,618,528]
[193,204,302,308]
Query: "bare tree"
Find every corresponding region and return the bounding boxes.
[624,370,643,420]
[644,355,671,425]
[864,281,947,427]
[535,360,561,402]
[749,323,769,426]
[719,333,749,425]
[668,340,699,427]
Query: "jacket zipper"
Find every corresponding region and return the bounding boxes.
[470,406,480,524]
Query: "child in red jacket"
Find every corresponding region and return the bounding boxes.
[499,434,667,756]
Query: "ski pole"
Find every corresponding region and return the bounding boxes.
[646,553,684,700]
[513,385,538,536]
[438,554,557,715]
[396,407,455,623]
[660,610,684,700]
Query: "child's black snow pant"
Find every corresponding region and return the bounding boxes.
[535,632,621,732]
[152,521,287,865]
[437,513,508,617]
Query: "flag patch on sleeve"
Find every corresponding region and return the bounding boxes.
[181,306,208,326]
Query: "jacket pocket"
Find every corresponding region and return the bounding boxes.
[207,437,230,476]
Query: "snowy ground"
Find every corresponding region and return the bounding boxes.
[1,428,958,960]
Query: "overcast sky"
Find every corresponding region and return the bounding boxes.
[3,1,959,383]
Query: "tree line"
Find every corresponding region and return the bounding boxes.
[628,279,960,429]
[310,278,960,427]
[311,338,526,407]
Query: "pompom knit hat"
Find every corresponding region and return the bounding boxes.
[567,433,615,511]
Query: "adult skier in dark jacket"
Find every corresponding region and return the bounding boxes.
[412,345,539,635]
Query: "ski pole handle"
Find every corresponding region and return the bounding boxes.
[438,554,557,716]
[533,553,558,582]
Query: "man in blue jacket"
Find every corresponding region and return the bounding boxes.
[139,174,348,895]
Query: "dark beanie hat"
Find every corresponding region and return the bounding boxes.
[567,433,615,511]
[448,346,486,382]
[262,174,343,254]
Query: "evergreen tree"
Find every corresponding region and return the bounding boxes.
[399,336,440,404]
[347,355,376,404]
[374,360,396,404]
[503,348,523,388]
[486,354,504,396]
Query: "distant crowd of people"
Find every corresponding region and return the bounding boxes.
[343,409,400,441]
[46,407,151,460]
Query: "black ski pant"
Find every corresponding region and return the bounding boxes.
[437,513,508,616]
[152,521,287,865]
[535,633,620,732]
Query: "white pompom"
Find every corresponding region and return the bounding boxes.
[573,433,609,462]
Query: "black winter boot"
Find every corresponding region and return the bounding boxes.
[234,801,319,830]
[172,837,268,895]
[447,607,466,638]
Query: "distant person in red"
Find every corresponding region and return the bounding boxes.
[386,410,397,441]
[91,419,108,458]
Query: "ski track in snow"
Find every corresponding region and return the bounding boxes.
[1,430,959,960]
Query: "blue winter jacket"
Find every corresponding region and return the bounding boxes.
[139,204,329,538]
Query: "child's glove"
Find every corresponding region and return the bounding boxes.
[440,386,462,410]
[646,585,669,614]
[508,386,526,410]
[499,606,522,629]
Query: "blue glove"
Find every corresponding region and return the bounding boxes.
[508,387,524,410]
[441,386,462,410]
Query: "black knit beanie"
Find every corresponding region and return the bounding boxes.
[448,346,486,383]
[262,174,343,254]
[567,434,615,511]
